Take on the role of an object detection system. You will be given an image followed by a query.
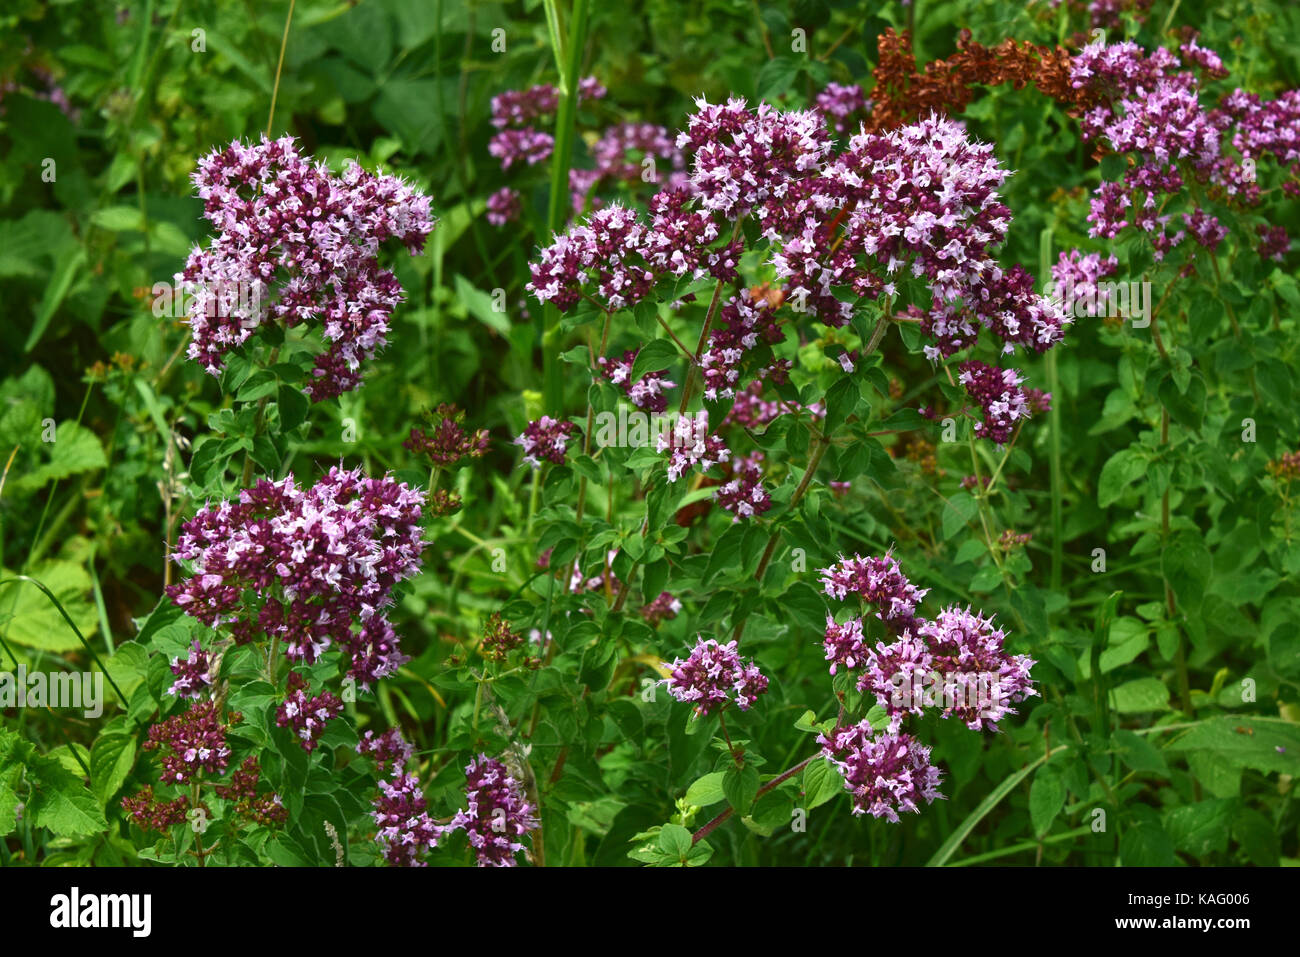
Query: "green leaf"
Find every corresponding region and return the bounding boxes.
[801,757,842,811]
[723,762,759,815]
[1162,533,1212,614]
[89,732,137,808]
[1097,448,1147,507]
[942,491,978,539]
[1164,799,1235,859]
[1120,821,1177,866]
[1164,717,1300,775]
[22,746,108,837]
[276,384,309,431]
[630,338,678,382]
[0,562,98,651]
[1109,677,1170,713]
[1232,806,1279,866]
[25,245,87,351]
[29,787,107,836]
[684,771,727,807]
[89,205,146,232]
[823,377,857,435]
[703,522,747,586]
[1029,765,1065,836]
[757,56,800,100]
[658,822,694,860]
[1113,729,1168,775]
[454,274,510,335]
[0,779,18,836]
[12,422,106,492]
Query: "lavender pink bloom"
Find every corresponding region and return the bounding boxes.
[515,415,578,468]
[166,466,426,692]
[818,552,929,634]
[450,755,539,867]
[178,136,434,400]
[817,723,944,822]
[917,606,1037,731]
[663,637,769,717]
[957,360,1032,445]
[597,348,677,413]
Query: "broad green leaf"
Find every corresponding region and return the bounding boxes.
[1097,448,1146,507]
[1029,765,1065,835]
[684,771,727,807]
[1110,677,1170,713]
[0,562,98,652]
[802,757,842,811]
[90,732,137,808]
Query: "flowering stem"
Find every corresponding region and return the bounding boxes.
[864,312,889,355]
[576,312,612,522]
[190,781,206,867]
[1160,406,1195,720]
[654,313,698,360]
[732,433,830,643]
[691,753,817,845]
[239,347,279,488]
[677,281,726,415]
[471,673,485,736]
[526,467,541,535]
[265,0,296,137]
[541,0,590,413]
[753,434,830,585]
[718,712,740,766]
[677,219,744,415]
[966,432,1004,573]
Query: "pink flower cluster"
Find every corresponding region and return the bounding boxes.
[373,771,450,867]
[641,591,683,626]
[916,607,1038,729]
[677,96,832,222]
[487,76,606,170]
[572,121,685,212]
[657,413,730,483]
[166,466,426,692]
[528,101,1066,448]
[357,727,414,774]
[486,186,522,226]
[957,360,1031,445]
[815,82,870,134]
[817,724,944,822]
[143,701,235,784]
[715,451,772,520]
[778,113,1068,361]
[1071,37,1300,262]
[365,736,539,867]
[514,415,578,468]
[1050,249,1119,317]
[179,136,434,400]
[598,348,677,413]
[699,290,784,400]
[818,551,929,634]
[854,607,1037,733]
[819,553,1037,737]
[276,673,344,751]
[822,614,867,675]
[167,639,213,699]
[662,637,769,717]
[449,754,540,867]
